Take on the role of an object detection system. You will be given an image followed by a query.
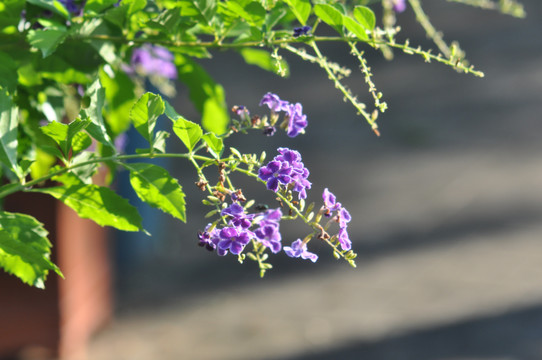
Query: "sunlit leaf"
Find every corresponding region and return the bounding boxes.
[126,163,186,222]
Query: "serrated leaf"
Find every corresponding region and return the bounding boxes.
[202,133,223,159]
[284,0,311,26]
[126,163,186,222]
[343,16,368,41]
[239,48,289,76]
[353,6,375,32]
[314,4,343,34]
[0,211,62,288]
[32,184,143,231]
[130,92,165,144]
[172,117,202,151]
[0,89,22,179]
[27,28,69,58]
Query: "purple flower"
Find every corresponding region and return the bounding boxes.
[233,105,249,117]
[338,207,351,228]
[221,203,254,229]
[198,224,219,251]
[293,26,312,38]
[284,239,318,263]
[323,188,341,214]
[259,148,311,199]
[259,92,289,112]
[338,227,352,251]
[285,103,308,137]
[255,224,282,253]
[392,0,406,13]
[217,227,252,255]
[130,44,177,80]
[258,160,293,192]
[276,148,311,199]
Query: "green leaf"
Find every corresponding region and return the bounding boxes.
[27,28,69,58]
[126,163,186,222]
[172,117,202,152]
[0,89,22,179]
[202,133,223,159]
[0,52,18,93]
[130,92,165,144]
[314,4,343,34]
[175,55,229,135]
[40,120,68,156]
[0,211,62,288]
[85,0,118,13]
[284,0,311,26]
[71,132,92,155]
[353,6,376,32]
[81,79,115,148]
[26,0,70,18]
[239,48,289,76]
[40,118,91,157]
[99,68,136,136]
[32,184,143,232]
[224,1,265,27]
[343,16,368,41]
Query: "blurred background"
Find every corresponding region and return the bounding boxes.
[11,1,542,359]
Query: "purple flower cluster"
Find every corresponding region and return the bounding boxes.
[322,188,352,251]
[392,0,406,13]
[258,148,312,199]
[127,44,177,80]
[198,199,284,256]
[260,93,308,138]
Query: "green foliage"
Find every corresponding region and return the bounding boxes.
[0,211,62,288]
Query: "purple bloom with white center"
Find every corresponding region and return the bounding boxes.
[259,92,289,112]
[337,227,352,251]
[293,26,312,38]
[285,102,308,138]
[392,0,406,13]
[221,203,254,229]
[258,160,293,192]
[323,188,342,214]
[284,239,318,263]
[198,224,219,251]
[217,227,252,255]
[255,224,282,253]
[130,44,177,80]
